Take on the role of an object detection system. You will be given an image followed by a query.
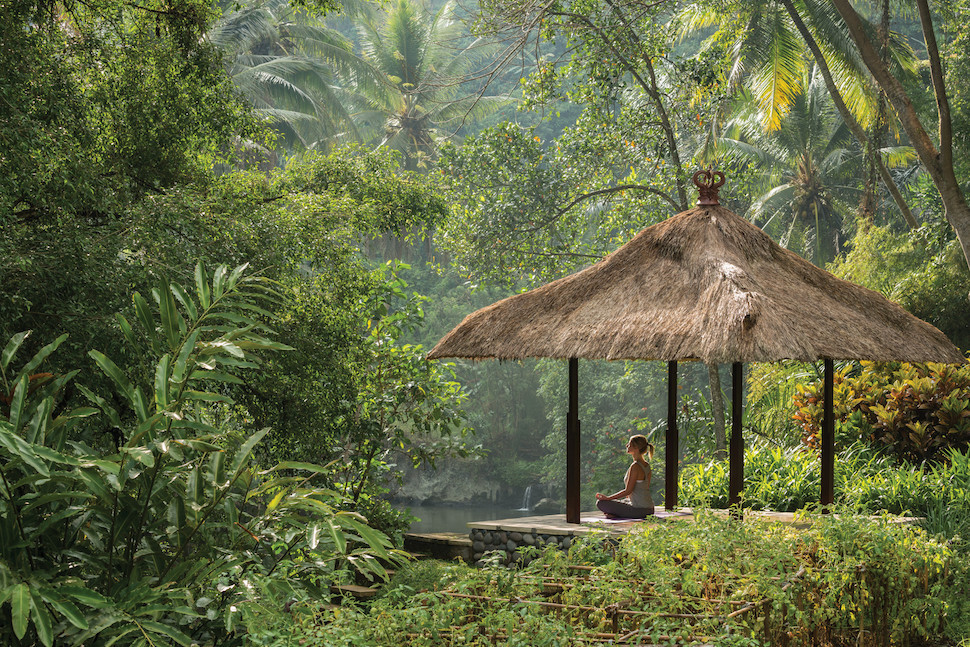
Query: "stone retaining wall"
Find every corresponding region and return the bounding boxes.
[468,528,576,566]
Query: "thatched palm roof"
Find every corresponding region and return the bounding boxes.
[429,204,964,364]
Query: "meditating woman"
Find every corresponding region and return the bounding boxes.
[595,434,655,519]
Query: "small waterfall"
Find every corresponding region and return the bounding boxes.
[517,485,534,512]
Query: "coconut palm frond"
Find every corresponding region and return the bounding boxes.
[745,15,809,131]
[880,145,917,168]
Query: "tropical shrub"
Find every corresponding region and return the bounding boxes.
[290,512,961,646]
[680,440,970,533]
[0,263,403,646]
[792,360,970,464]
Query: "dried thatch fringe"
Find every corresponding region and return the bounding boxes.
[429,206,964,364]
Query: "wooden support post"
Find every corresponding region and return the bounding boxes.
[821,358,835,510]
[729,362,744,509]
[665,361,678,511]
[566,358,581,524]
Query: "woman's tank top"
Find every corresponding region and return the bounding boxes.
[630,461,653,509]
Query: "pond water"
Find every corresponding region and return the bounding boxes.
[400,503,535,534]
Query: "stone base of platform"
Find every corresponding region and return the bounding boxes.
[468,527,578,566]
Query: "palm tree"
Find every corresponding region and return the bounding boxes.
[678,0,922,229]
[677,0,916,132]
[207,0,368,151]
[724,66,861,266]
[348,0,508,170]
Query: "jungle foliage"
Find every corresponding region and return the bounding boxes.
[7,0,970,642]
[278,512,968,646]
[0,265,405,646]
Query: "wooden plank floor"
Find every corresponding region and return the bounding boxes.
[466,508,920,537]
[467,508,694,537]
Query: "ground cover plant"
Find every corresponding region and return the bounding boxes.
[274,510,965,646]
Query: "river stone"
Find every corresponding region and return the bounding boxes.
[522,533,535,545]
[561,537,572,549]
[509,532,523,542]
[473,541,485,553]
[496,531,507,544]
[506,540,517,552]
[471,530,483,542]
[483,531,493,544]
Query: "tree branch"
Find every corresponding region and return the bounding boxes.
[555,183,681,216]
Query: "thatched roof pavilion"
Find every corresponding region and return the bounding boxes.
[429,170,964,522]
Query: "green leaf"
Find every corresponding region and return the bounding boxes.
[190,370,243,385]
[125,446,155,468]
[89,351,135,404]
[170,283,199,322]
[8,374,27,433]
[229,428,270,479]
[11,583,29,639]
[131,387,150,423]
[270,461,336,475]
[133,292,156,340]
[14,334,67,384]
[325,519,347,554]
[40,589,88,629]
[336,514,391,558]
[226,263,250,292]
[155,354,172,410]
[77,384,122,429]
[195,262,211,310]
[308,524,320,549]
[59,585,112,609]
[138,619,192,646]
[158,279,182,351]
[32,445,80,465]
[182,390,233,404]
[2,331,30,374]
[212,265,228,300]
[209,451,226,486]
[115,313,138,347]
[25,397,53,445]
[177,439,222,452]
[76,468,111,500]
[0,428,49,477]
[202,340,245,358]
[30,589,54,647]
[171,329,200,384]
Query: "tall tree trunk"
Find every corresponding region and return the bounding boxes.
[832,0,970,274]
[707,363,727,460]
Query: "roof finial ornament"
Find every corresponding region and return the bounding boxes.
[693,167,725,206]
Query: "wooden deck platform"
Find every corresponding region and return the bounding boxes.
[405,509,920,566]
[467,509,695,537]
[466,508,920,536]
